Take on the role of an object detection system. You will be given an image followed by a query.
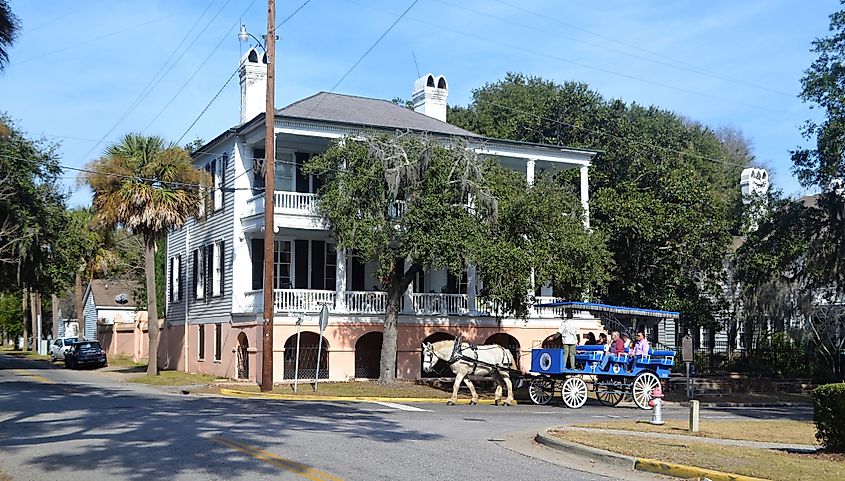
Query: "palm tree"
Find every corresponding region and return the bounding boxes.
[0,0,20,71]
[83,133,205,375]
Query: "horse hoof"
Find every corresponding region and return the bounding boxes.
[503,402,512,407]
[494,400,500,406]
[447,400,455,406]
[469,400,478,406]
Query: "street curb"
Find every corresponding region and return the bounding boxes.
[634,458,771,481]
[534,429,636,470]
[677,401,812,408]
[219,388,518,405]
[537,427,773,481]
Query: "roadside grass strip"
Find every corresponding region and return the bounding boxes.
[12,369,54,384]
[572,419,817,446]
[209,434,343,481]
[552,430,845,481]
[220,387,516,404]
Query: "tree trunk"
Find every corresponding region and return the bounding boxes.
[22,288,29,351]
[75,271,84,341]
[51,293,59,340]
[378,259,422,385]
[144,234,160,376]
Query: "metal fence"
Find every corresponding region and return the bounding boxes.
[283,345,329,380]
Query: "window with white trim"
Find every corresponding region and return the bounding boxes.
[169,255,181,302]
[214,323,222,361]
[213,156,224,211]
[194,248,205,299]
[212,241,223,297]
[198,325,205,361]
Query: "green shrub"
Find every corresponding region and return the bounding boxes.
[812,383,845,451]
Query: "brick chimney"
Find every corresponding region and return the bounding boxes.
[239,47,267,125]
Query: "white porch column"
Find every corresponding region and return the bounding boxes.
[580,165,590,229]
[467,264,478,315]
[335,248,348,312]
[527,159,537,316]
[403,259,414,314]
[526,159,536,186]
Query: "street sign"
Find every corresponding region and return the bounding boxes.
[681,334,694,363]
[319,305,329,333]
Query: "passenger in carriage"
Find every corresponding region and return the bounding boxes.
[584,332,597,345]
[598,331,625,371]
[628,331,650,372]
[597,333,607,346]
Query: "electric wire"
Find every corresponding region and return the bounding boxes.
[77,0,224,165]
[347,0,790,116]
[492,0,794,98]
[174,0,316,145]
[435,0,793,98]
[300,0,419,120]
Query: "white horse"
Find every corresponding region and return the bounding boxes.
[421,339,517,406]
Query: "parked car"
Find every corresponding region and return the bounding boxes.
[64,340,107,369]
[50,337,79,361]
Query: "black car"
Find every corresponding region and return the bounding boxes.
[64,340,108,369]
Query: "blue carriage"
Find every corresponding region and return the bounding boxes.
[527,302,678,409]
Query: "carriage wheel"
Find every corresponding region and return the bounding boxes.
[631,371,661,410]
[560,377,588,409]
[595,380,625,407]
[528,378,555,405]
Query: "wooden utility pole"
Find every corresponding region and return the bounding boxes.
[260,0,277,392]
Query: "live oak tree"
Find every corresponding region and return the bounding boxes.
[308,132,610,383]
[307,133,495,384]
[83,134,205,375]
[450,74,747,333]
[0,0,19,71]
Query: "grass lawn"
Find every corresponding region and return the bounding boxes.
[107,355,147,369]
[552,430,845,481]
[128,370,225,386]
[204,380,456,398]
[572,419,817,446]
[0,345,52,362]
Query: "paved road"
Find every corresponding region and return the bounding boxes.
[0,354,812,481]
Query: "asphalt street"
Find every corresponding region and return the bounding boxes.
[0,353,813,481]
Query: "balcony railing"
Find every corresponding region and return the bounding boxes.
[242,290,567,318]
[244,192,406,219]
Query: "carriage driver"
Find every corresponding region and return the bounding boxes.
[558,318,578,370]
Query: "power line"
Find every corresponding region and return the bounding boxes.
[347,0,790,116]
[175,0,316,145]
[78,1,225,165]
[301,0,419,120]
[492,0,793,99]
[435,0,793,99]
[15,16,170,65]
[141,0,259,133]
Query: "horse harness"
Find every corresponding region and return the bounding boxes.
[448,336,508,375]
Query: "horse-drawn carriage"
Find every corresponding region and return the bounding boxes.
[421,301,678,409]
[527,344,675,409]
[526,301,678,410]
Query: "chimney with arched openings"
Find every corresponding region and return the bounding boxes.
[239,47,268,125]
[412,73,448,122]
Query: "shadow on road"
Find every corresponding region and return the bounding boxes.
[0,355,441,480]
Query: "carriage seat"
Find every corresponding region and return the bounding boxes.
[574,345,604,370]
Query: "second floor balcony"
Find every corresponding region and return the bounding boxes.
[243,191,406,231]
[241,289,564,318]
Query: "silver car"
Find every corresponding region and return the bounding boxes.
[50,337,79,361]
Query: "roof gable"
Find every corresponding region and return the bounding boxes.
[85,280,140,308]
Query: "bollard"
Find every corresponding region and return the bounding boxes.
[689,399,700,432]
[648,386,665,425]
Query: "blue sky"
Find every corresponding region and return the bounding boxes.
[1,0,836,206]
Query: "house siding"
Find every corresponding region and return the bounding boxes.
[166,143,235,327]
[82,292,96,340]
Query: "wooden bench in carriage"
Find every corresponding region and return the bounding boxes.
[526,301,678,410]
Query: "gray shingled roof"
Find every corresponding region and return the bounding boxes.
[88,279,140,308]
[277,92,479,137]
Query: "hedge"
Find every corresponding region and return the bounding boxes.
[813,383,845,451]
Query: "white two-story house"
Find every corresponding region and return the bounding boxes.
[160,48,620,383]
